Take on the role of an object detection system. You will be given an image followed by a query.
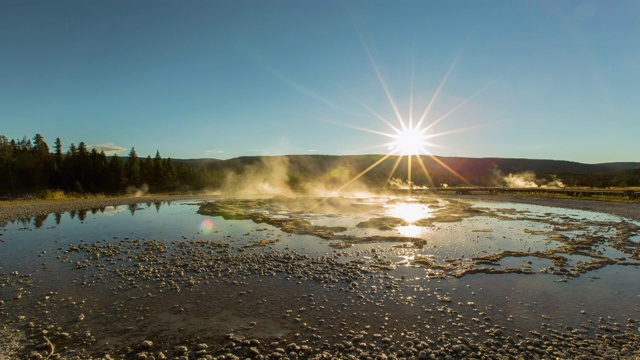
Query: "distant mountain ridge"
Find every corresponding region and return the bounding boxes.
[173,155,640,188]
[174,155,640,173]
[594,162,640,171]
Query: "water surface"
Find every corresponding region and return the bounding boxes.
[1,196,638,358]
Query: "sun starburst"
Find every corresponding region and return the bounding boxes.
[389,126,430,156]
[328,42,479,194]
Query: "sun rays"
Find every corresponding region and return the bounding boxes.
[257,19,499,195]
[328,47,477,194]
[309,17,482,194]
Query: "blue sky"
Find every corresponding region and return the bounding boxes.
[1,0,639,163]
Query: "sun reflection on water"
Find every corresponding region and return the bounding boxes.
[385,202,434,223]
[384,201,435,237]
[396,224,425,237]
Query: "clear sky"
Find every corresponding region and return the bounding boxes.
[1,0,639,163]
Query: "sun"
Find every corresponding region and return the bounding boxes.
[317,37,484,193]
[390,126,429,155]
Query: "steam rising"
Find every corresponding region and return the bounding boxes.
[387,178,429,190]
[221,157,294,196]
[126,183,150,197]
[215,156,377,198]
[503,172,538,188]
[213,157,565,198]
[495,170,565,188]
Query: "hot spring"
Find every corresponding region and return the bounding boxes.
[1,195,639,359]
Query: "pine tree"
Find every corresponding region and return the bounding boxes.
[140,155,153,186]
[61,143,77,191]
[32,134,50,159]
[162,157,177,189]
[153,150,163,188]
[108,154,127,191]
[52,138,63,188]
[89,149,108,191]
[76,142,90,191]
[31,134,52,189]
[125,147,141,187]
[0,135,14,190]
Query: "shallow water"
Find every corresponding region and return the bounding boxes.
[1,197,639,358]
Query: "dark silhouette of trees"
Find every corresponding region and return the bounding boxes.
[1,133,639,196]
[108,154,127,192]
[0,134,225,195]
[89,148,109,191]
[125,147,141,188]
[52,137,63,188]
[0,135,16,191]
[141,155,153,188]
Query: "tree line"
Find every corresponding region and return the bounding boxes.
[557,170,640,189]
[0,134,223,194]
[2,134,637,196]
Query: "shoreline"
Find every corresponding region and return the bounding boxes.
[442,194,640,221]
[1,193,639,222]
[0,194,214,222]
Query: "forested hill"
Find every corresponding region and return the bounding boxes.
[1,134,639,195]
[172,155,640,189]
[175,155,638,174]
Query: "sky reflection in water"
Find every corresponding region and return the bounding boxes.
[1,197,639,357]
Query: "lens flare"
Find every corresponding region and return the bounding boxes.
[200,218,215,234]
